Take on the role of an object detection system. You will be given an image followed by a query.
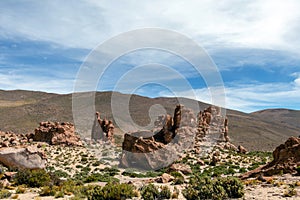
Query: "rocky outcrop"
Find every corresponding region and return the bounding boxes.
[0,145,46,169]
[120,105,196,170]
[33,121,82,146]
[241,136,300,179]
[95,112,115,143]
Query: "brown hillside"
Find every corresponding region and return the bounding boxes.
[0,89,299,151]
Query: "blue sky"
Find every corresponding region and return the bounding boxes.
[0,0,300,112]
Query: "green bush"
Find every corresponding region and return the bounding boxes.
[170,171,184,185]
[121,169,162,178]
[183,176,244,200]
[84,173,119,183]
[87,182,138,200]
[100,167,120,176]
[296,166,300,175]
[0,189,11,199]
[160,186,171,199]
[140,184,160,200]
[14,169,51,187]
[39,186,56,196]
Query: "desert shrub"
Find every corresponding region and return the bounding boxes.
[84,173,119,183]
[170,171,184,184]
[121,169,162,178]
[39,186,56,196]
[160,185,171,199]
[183,176,244,200]
[284,185,297,197]
[87,182,137,200]
[296,166,300,175]
[92,161,101,167]
[0,189,11,199]
[171,187,179,199]
[239,167,247,173]
[100,167,120,176]
[52,169,69,178]
[219,177,244,198]
[54,190,64,198]
[140,184,160,200]
[14,169,51,187]
[16,185,26,193]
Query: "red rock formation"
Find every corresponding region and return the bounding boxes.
[241,136,300,179]
[120,105,196,170]
[33,121,82,146]
[95,112,115,143]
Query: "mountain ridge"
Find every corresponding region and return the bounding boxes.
[0,89,299,151]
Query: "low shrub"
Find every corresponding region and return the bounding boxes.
[14,169,51,187]
[160,185,171,199]
[183,176,244,200]
[88,182,138,200]
[170,171,184,185]
[140,184,160,200]
[84,173,119,183]
[0,189,11,199]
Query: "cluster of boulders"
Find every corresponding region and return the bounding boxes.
[0,131,32,148]
[0,121,82,170]
[32,121,82,146]
[120,105,197,170]
[241,136,300,179]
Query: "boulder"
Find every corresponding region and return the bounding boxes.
[155,173,174,183]
[168,163,192,175]
[33,121,82,146]
[0,146,46,169]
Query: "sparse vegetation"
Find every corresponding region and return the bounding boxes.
[183,176,244,200]
[0,189,11,199]
[14,169,51,188]
[87,182,138,200]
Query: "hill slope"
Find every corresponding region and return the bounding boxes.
[0,89,299,151]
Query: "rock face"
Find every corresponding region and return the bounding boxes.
[120,105,196,170]
[241,136,300,179]
[33,121,82,146]
[0,146,46,169]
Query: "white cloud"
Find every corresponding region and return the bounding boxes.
[0,0,300,54]
[160,76,300,112]
[0,73,74,94]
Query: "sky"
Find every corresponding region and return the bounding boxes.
[0,0,300,113]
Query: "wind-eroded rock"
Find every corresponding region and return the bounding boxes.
[0,146,46,169]
[33,121,82,146]
[120,105,196,170]
[241,136,300,179]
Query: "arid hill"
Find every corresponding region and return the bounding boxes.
[0,89,299,151]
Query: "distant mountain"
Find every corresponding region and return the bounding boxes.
[0,89,299,151]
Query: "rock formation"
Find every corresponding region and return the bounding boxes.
[120,105,196,170]
[237,145,248,154]
[33,121,82,146]
[0,145,46,169]
[95,112,115,143]
[0,131,30,148]
[241,136,300,179]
